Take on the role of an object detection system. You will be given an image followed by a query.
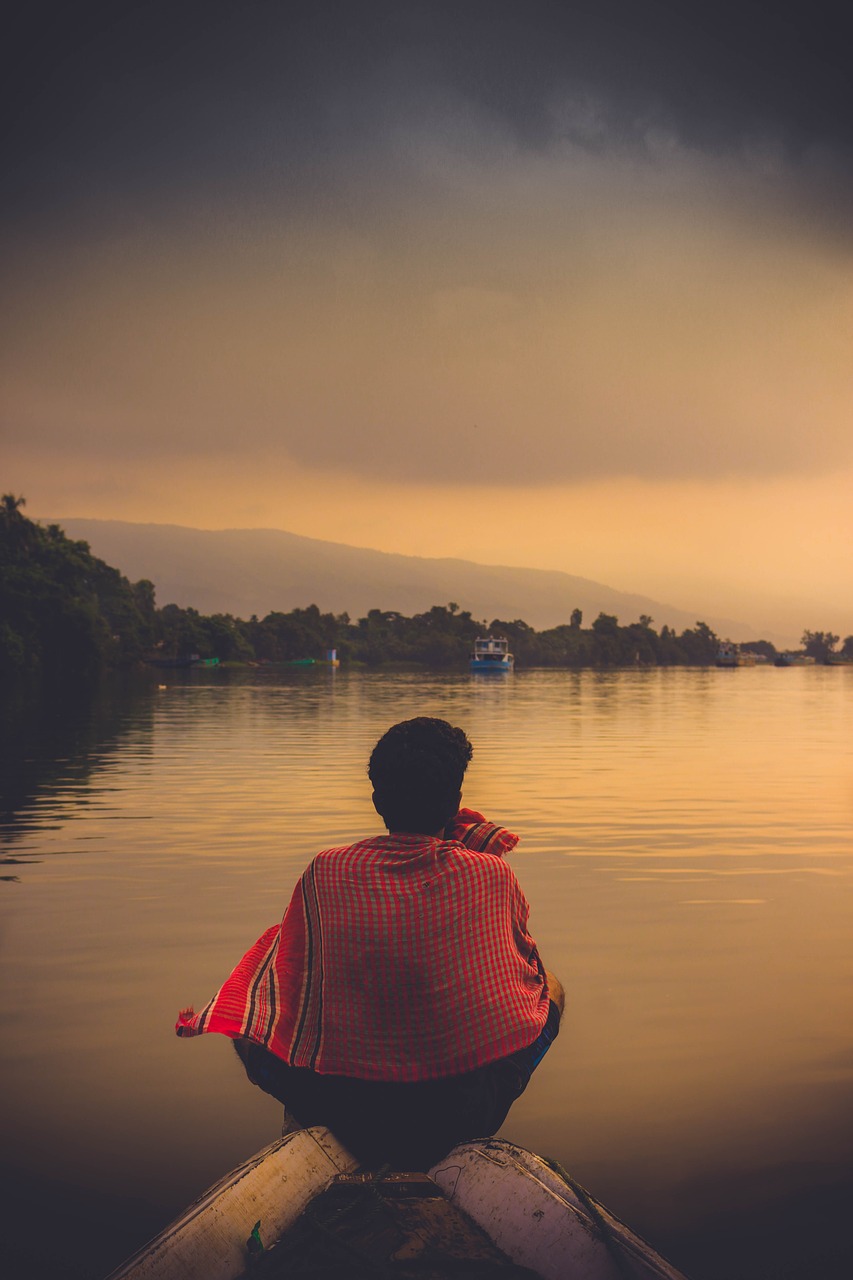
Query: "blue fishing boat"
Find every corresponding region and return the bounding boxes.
[470,637,514,673]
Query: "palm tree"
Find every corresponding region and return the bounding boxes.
[1,493,26,524]
[0,494,29,552]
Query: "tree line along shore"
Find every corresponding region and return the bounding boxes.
[2,496,850,682]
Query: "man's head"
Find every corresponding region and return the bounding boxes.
[368,717,473,834]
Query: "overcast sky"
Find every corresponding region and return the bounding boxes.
[3,1,852,635]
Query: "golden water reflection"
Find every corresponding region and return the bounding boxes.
[0,666,851,1279]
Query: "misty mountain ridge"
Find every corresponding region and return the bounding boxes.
[51,518,768,643]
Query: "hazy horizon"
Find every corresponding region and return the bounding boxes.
[38,512,844,644]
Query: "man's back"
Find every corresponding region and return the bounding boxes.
[177,813,550,1081]
[288,827,549,1080]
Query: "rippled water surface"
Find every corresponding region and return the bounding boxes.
[1,666,852,1279]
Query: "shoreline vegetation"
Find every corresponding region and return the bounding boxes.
[3,496,851,682]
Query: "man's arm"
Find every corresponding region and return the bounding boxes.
[445,807,519,857]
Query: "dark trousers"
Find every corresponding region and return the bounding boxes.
[235,1001,561,1170]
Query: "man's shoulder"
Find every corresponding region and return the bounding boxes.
[446,810,519,858]
[450,841,520,880]
[306,833,519,881]
[309,835,389,866]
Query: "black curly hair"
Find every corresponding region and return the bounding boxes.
[368,717,473,834]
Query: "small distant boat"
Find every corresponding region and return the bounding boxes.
[247,660,317,670]
[470,636,514,673]
[146,655,219,669]
[107,1127,687,1280]
[774,652,813,667]
[715,642,743,668]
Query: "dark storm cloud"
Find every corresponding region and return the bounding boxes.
[4,0,853,235]
[5,1,853,491]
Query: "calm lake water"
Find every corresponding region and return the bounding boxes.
[1,665,852,1279]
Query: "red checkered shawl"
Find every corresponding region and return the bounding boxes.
[176,810,549,1081]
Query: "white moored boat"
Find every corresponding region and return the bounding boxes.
[108,1126,688,1279]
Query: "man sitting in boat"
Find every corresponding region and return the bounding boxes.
[176,716,564,1169]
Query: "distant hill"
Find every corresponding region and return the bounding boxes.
[50,518,759,639]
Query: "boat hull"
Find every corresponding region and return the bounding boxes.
[108,1129,359,1280]
[433,1139,685,1280]
[108,1127,687,1280]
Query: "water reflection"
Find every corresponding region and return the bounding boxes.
[0,666,851,1279]
[0,674,157,859]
